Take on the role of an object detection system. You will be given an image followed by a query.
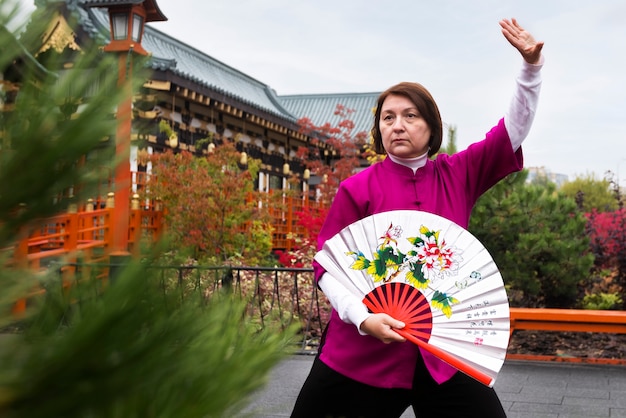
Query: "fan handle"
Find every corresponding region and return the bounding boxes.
[395,329,495,387]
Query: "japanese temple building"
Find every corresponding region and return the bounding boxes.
[6,0,379,194]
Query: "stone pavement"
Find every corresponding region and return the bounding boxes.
[239,355,626,418]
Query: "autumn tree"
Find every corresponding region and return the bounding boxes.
[584,171,626,308]
[274,105,366,268]
[145,140,273,264]
[295,104,368,204]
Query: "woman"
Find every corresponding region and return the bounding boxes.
[291,18,544,418]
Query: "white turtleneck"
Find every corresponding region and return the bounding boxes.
[387,152,429,174]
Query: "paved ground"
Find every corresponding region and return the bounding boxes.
[239,355,626,418]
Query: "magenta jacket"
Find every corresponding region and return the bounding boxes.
[313,118,523,389]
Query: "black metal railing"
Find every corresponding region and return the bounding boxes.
[60,263,331,355]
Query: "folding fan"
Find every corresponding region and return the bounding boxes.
[314,210,510,387]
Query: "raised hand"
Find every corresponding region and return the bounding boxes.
[500,18,544,64]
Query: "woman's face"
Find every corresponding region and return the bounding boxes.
[380,94,431,159]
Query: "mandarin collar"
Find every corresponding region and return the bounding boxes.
[382,155,433,178]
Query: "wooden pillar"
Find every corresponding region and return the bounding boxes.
[111,51,133,255]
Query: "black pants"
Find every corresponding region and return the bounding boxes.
[290,355,507,418]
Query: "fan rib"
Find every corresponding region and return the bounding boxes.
[363,283,433,341]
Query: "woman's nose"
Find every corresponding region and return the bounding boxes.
[392,118,404,130]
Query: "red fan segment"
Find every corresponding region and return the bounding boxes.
[362,282,495,387]
[363,282,433,343]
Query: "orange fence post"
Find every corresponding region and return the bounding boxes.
[103,193,114,257]
[81,198,95,263]
[63,209,79,282]
[11,231,29,315]
[11,299,27,316]
[13,235,28,267]
[65,209,79,253]
[84,198,95,241]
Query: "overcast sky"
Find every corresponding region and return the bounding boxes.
[17,0,626,182]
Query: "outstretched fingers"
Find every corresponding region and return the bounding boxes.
[500,18,544,64]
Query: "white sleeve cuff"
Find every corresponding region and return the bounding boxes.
[504,55,544,151]
[318,273,371,335]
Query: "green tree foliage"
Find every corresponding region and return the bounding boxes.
[469,171,594,307]
[145,142,274,265]
[560,173,617,212]
[0,3,293,416]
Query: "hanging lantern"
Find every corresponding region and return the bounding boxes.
[85,0,167,56]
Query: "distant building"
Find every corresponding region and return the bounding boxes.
[526,167,569,187]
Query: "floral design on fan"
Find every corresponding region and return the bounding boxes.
[346,222,463,317]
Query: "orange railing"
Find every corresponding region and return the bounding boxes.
[268,192,326,251]
[8,189,325,275]
[8,194,165,315]
[508,308,626,364]
[10,194,164,272]
[9,192,323,274]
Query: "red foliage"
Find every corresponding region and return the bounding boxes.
[274,249,305,268]
[274,206,329,268]
[296,206,328,244]
[272,206,326,270]
[276,103,364,268]
[586,208,626,268]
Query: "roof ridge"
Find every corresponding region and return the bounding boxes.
[279,92,380,99]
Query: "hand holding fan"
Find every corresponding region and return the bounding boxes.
[314,210,510,387]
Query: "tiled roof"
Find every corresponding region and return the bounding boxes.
[143,27,296,121]
[278,92,379,137]
[81,4,298,123]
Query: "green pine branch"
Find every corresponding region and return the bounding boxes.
[1,3,296,416]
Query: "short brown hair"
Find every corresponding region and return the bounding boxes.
[371,82,443,157]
